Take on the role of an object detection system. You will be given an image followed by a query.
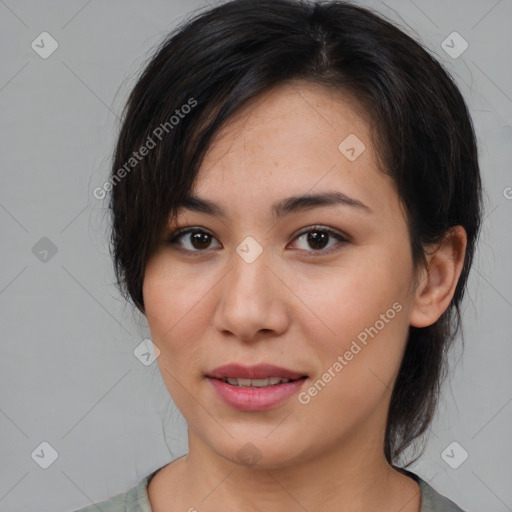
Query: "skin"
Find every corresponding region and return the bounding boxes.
[143,80,467,512]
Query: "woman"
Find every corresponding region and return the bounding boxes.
[75,0,482,510]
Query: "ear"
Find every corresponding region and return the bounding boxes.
[409,226,467,328]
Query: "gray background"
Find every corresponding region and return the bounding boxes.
[1,1,511,511]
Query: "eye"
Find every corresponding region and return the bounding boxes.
[165,225,349,255]
[166,228,221,253]
[290,225,349,255]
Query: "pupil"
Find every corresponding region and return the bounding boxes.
[308,231,328,250]
[192,232,210,249]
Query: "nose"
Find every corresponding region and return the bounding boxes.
[212,245,291,343]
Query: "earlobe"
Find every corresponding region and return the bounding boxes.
[409,226,467,328]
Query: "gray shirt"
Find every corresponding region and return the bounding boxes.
[72,468,466,512]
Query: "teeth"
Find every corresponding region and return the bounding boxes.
[222,377,292,387]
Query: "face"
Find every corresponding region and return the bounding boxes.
[143,81,419,469]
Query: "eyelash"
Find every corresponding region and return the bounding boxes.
[165,225,350,257]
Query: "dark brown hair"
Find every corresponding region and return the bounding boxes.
[107,0,483,466]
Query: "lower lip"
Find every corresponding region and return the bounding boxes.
[207,377,307,411]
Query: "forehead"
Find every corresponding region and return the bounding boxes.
[201,81,372,166]
[182,81,397,220]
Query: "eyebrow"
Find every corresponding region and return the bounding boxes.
[176,191,372,219]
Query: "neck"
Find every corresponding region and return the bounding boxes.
[155,422,420,512]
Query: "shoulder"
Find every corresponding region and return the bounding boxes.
[412,473,467,512]
[72,491,127,512]
[71,469,159,512]
[72,467,468,512]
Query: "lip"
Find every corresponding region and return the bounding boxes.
[206,363,306,380]
[206,363,308,411]
[207,377,307,411]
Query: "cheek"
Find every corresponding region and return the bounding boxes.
[293,260,413,421]
[143,259,197,360]
[143,257,227,390]
[309,248,412,404]
[293,245,412,349]
[143,265,207,413]
[144,256,204,335]
[297,302,409,433]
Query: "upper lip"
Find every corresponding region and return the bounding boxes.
[206,364,307,380]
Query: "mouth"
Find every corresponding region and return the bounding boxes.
[206,363,307,381]
[215,376,307,387]
[205,363,309,411]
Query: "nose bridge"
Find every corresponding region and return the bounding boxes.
[227,241,272,306]
[213,240,288,338]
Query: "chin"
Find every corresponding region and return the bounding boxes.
[199,426,311,470]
